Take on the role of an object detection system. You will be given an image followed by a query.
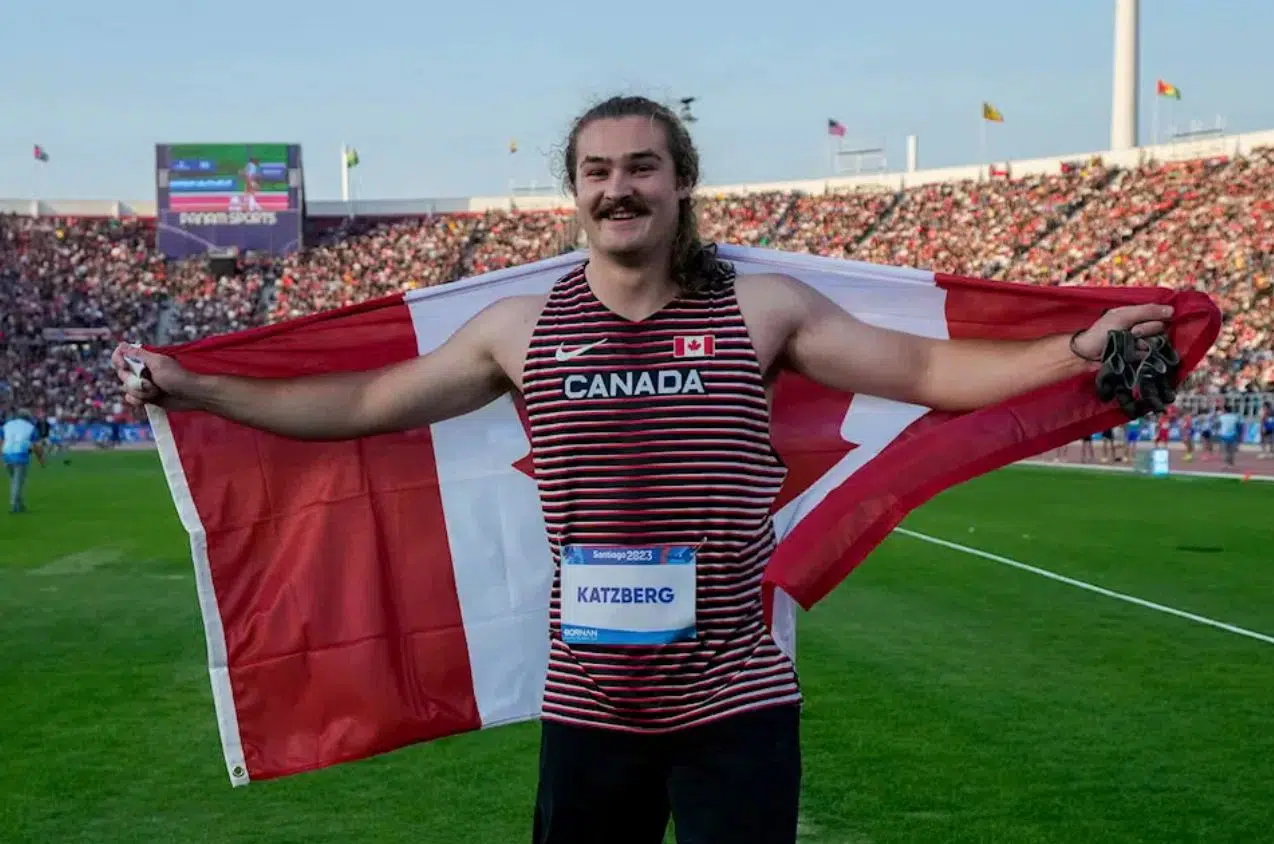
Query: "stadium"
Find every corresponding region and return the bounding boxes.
[4,1,1274,841]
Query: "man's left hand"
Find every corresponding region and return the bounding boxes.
[1071,303,1175,361]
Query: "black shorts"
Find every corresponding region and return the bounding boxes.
[533,703,802,844]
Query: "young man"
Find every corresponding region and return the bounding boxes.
[114,96,1172,844]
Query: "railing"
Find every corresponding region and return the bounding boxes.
[1174,391,1271,418]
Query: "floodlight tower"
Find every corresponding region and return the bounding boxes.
[1110,0,1139,150]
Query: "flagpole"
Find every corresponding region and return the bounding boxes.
[979,115,987,177]
[1152,97,1159,149]
[340,144,350,203]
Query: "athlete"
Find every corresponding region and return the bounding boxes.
[1124,415,1141,460]
[1154,409,1172,449]
[112,96,1174,844]
[234,157,263,212]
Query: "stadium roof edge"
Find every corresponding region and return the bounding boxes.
[4,127,1273,219]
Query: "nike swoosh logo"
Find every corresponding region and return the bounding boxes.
[555,339,608,362]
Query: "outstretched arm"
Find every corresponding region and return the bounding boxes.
[112,299,524,441]
[765,275,1172,413]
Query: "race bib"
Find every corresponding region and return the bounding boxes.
[559,544,697,646]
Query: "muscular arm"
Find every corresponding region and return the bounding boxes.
[788,299,1088,411]
[119,296,539,441]
[744,274,1169,413]
[189,324,509,440]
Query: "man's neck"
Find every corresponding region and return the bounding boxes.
[585,252,680,322]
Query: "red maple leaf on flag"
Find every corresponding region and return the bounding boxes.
[511,395,535,479]
[767,373,859,513]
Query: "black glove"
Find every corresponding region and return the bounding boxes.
[1094,329,1181,419]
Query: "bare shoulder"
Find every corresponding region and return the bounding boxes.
[734,271,836,320]
[733,271,810,302]
[732,273,816,376]
[473,293,549,391]
[475,293,549,330]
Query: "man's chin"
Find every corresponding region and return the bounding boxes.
[602,248,658,270]
[591,235,653,263]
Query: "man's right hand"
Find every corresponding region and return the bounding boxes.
[111,343,203,411]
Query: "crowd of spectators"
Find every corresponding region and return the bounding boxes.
[270,215,480,321]
[164,254,276,344]
[3,146,1273,424]
[1071,149,1274,392]
[856,163,1114,280]
[0,217,164,423]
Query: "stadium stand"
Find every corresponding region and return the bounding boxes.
[3,136,1273,430]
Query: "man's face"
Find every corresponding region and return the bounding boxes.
[573,116,687,263]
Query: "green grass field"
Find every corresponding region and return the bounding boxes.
[3,452,1273,843]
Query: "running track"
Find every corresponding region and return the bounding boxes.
[1027,443,1274,480]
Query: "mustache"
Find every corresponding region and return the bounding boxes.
[595,197,650,219]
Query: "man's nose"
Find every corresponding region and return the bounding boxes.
[602,170,635,199]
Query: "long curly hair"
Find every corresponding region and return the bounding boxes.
[561,95,734,292]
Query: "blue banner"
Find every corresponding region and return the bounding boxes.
[49,422,154,444]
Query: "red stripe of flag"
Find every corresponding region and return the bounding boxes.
[763,272,1220,611]
[161,293,481,780]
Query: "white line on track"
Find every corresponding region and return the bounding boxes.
[893,527,1274,647]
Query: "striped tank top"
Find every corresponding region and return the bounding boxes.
[521,264,803,733]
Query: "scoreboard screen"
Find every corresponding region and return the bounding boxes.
[165,143,293,212]
[155,142,303,259]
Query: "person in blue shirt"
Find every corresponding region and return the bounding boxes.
[2,409,43,513]
[1217,403,1242,468]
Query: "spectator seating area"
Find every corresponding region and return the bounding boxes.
[3,147,1272,423]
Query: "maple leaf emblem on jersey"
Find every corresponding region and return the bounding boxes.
[507,372,859,512]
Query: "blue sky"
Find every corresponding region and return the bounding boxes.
[2,0,1271,202]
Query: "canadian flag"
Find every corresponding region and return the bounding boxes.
[144,244,1219,786]
[673,334,716,358]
